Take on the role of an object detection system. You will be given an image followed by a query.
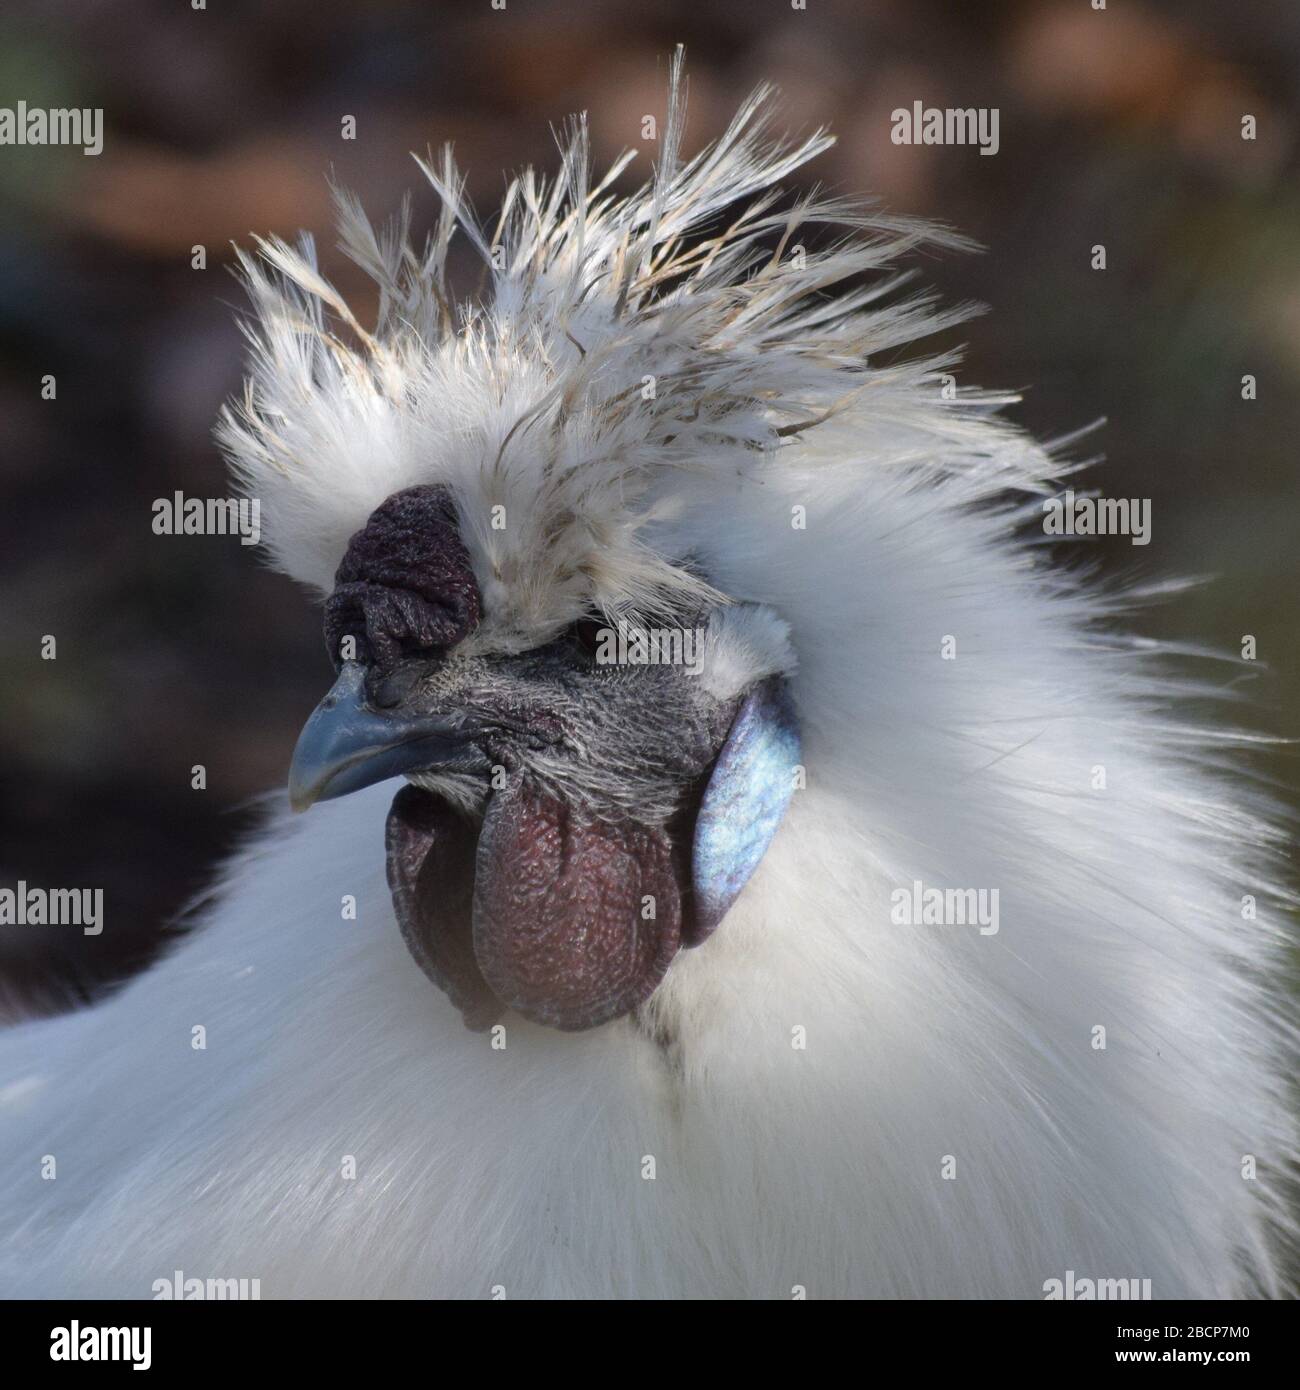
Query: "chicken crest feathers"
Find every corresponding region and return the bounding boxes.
[216,50,1017,645]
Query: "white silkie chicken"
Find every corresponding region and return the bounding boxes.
[0,61,1293,1299]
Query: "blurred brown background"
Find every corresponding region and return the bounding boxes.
[1,0,1297,1009]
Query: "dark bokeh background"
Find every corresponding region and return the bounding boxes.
[1,0,1297,1011]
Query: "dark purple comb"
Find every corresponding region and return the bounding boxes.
[323,485,481,672]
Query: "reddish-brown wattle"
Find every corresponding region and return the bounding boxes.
[385,786,501,1031]
[472,780,682,1031]
[385,781,684,1033]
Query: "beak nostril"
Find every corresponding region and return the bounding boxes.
[367,661,426,709]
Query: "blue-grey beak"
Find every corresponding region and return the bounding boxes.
[288,662,478,812]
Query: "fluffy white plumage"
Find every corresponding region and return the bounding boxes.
[0,59,1293,1298]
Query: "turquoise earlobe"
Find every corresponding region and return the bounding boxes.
[689,676,800,942]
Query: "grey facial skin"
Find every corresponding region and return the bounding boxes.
[289,621,733,827]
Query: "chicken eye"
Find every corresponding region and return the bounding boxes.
[570,616,606,657]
